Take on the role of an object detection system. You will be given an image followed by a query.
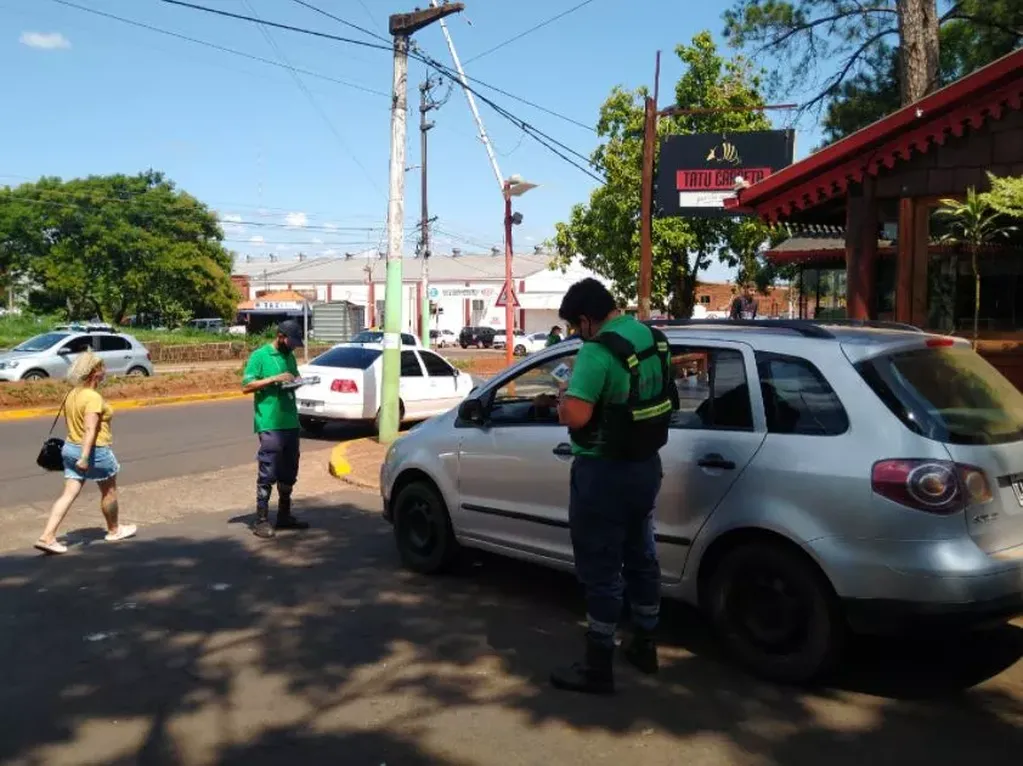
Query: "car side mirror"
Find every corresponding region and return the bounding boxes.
[458,398,486,425]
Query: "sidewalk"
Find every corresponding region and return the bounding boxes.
[330,437,387,492]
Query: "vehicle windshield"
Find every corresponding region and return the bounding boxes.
[12,332,69,352]
[857,346,1023,445]
[311,347,381,369]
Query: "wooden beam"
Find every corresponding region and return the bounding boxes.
[911,200,931,328]
[895,197,915,323]
[845,177,878,319]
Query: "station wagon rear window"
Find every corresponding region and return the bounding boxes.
[857,346,1023,445]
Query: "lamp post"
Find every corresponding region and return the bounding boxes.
[503,175,537,367]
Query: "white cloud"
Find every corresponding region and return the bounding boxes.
[219,212,242,223]
[20,32,71,50]
[312,237,324,245]
[218,212,245,235]
[324,222,339,231]
[249,235,265,245]
[284,211,308,229]
[323,248,339,257]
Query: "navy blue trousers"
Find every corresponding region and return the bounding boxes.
[256,429,301,516]
[568,454,663,647]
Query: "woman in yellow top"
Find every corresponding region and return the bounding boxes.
[35,351,137,555]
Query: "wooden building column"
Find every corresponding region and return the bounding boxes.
[845,176,879,320]
[895,197,931,327]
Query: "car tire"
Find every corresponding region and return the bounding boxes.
[374,401,406,435]
[299,416,327,434]
[393,480,458,574]
[460,343,468,349]
[21,370,48,381]
[127,366,150,377]
[514,344,527,356]
[707,541,844,685]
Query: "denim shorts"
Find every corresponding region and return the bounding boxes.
[62,442,120,482]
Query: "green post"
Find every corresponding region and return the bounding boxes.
[378,257,404,442]
[421,291,430,347]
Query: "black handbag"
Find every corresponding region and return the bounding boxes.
[36,393,71,472]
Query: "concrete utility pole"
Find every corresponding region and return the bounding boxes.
[379,3,464,445]
[419,79,435,348]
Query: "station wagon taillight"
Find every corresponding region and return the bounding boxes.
[331,379,358,394]
[871,459,992,514]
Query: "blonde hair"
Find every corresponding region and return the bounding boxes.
[67,351,105,386]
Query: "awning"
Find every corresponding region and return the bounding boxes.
[516,293,562,310]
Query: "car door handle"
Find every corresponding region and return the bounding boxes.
[697,454,736,470]
[553,443,573,457]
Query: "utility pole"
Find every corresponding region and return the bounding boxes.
[379,3,464,445]
[419,79,436,348]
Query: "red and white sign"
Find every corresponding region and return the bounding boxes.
[494,283,519,308]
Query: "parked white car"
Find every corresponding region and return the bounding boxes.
[295,344,474,433]
[493,330,548,356]
[347,330,423,348]
[431,329,457,348]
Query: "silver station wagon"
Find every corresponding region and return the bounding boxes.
[380,320,1023,682]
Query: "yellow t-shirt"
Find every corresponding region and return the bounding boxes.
[65,387,114,447]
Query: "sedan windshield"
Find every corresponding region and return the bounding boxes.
[12,332,69,352]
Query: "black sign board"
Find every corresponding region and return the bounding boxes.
[655,129,795,218]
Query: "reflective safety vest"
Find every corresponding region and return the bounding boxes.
[569,325,678,461]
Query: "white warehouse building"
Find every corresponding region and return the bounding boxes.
[231,250,611,337]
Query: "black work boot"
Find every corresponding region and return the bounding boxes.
[550,636,615,695]
[275,486,309,531]
[623,628,659,675]
[252,509,274,539]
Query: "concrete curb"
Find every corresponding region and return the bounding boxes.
[0,391,247,422]
[328,437,380,490]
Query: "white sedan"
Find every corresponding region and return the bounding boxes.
[295,344,475,433]
[493,330,548,356]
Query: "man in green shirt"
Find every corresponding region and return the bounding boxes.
[545,325,563,347]
[241,320,309,539]
[544,279,675,695]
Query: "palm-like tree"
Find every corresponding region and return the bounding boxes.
[936,188,1016,342]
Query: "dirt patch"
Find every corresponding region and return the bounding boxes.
[145,342,333,364]
[0,369,244,411]
[453,356,509,377]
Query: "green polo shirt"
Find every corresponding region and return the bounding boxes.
[565,314,665,457]
[242,344,301,433]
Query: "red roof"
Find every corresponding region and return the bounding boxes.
[728,48,1023,221]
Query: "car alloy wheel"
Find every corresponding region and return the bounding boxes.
[127,366,150,377]
[708,541,843,684]
[393,481,457,574]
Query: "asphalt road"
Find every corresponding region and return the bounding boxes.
[0,400,370,507]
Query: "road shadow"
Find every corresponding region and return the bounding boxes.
[1,503,1021,765]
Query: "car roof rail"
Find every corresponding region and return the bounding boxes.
[812,319,925,333]
[643,318,834,339]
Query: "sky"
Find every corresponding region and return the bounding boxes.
[1,0,826,283]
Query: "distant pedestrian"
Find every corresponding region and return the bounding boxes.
[546,325,564,347]
[35,352,137,555]
[730,284,759,320]
[242,320,310,539]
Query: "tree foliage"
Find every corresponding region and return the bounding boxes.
[0,171,238,323]
[936,186,1017,341]
[725,0,1021,121]
[553,33,780,318]
[820,1,1023,142]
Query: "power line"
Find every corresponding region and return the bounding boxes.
[464,0,599,64]
[162,0,595,133]
[240,0,386,199]
[47,0,388,98]
[289,0,389,43]
[157,0,603,181]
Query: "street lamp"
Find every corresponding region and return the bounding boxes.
[503,174,537,367]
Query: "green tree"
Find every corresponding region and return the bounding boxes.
[985,172,1023,218]
[724,0,1020,119]
[821,1,1022,142]
[936,188,1017,341]
[0,171,238,323]
[552,33,779,318]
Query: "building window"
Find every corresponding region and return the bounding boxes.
[699,295,711,304]
[375,300,385,326]
[471,299,485,325]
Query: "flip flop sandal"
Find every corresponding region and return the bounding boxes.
[34,541,68,555]
[105,524,138,543]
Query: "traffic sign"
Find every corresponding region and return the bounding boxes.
[494,283,519,308]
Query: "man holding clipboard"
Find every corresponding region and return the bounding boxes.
[241,320,313,539]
